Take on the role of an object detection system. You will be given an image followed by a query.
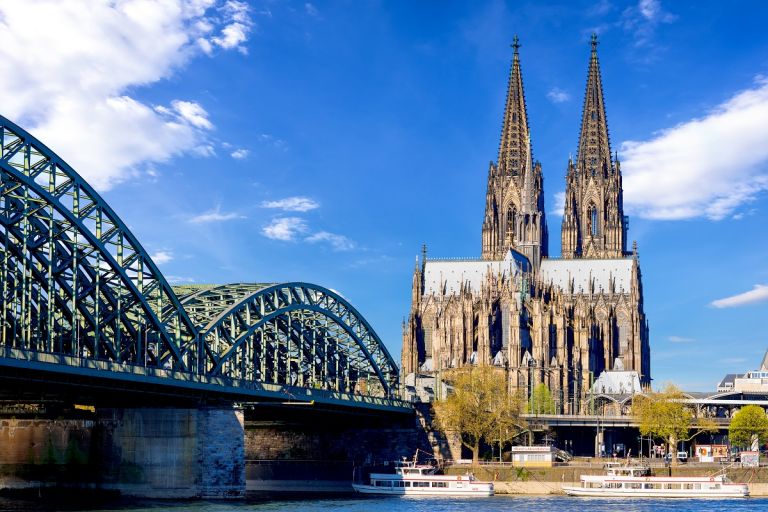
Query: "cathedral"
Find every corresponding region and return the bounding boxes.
[401,36,650,414]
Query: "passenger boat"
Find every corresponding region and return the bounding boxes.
[562,463,749,498]
[352,458,494,496]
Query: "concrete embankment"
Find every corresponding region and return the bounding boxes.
[444,464,768,496]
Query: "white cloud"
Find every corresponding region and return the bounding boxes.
[211,1,252,53]
[150,250,174,265]
[546,87,570,104]
[0,0,252,191]
[261,197,320,212]
[189,206,245,223]
[550,191,565,216]
[710,284,768,309]
[230,148,250,159]
[169,100,213,129]
[262,217,308,241]
[621,78,768,220]
[667,335,694,343]
[305,231,355,251]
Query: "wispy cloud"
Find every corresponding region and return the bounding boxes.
[189,206,245,224]
[546,87,570,104]
[258,133,288,150]
[620,0,676,48]
[230,148,250,159]
[262,217,308,241]
[711,284,768,309]
[305,231,355,251]
[150,250,174,265]
[261,196,320,212]
[621,77,768,220]
[305,3,320,18]
[166,275,196,285]
[667,335,695,344]
[0,0,253,191]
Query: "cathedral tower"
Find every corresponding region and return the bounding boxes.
[561,35,626,259]
[482,37,548,266]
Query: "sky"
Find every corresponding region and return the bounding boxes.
[1,0,767,391]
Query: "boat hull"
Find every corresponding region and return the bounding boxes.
[562,485,748,499]
[352,483,494,497]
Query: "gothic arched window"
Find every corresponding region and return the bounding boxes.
[588,204,599,236]
[506,205,517,240]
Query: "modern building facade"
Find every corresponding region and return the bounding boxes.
[402,36,650,413]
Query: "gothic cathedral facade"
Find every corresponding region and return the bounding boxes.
[401,37,650,413]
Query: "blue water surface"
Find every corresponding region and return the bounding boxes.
[1,495,767,512]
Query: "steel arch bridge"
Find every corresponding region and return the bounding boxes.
[0,115,402,411]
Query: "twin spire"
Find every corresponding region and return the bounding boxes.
[496,35,530,179]
[577,33,613,176]
[483,34,626,262]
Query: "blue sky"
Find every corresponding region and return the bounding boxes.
[1,0,767,391]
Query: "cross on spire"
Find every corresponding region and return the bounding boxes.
[511,35,521,53]
[590,33,599,51]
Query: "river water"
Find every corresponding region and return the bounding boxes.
[1,495,768,512]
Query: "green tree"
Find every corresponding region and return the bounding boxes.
[633,384,717,466]
[526,383,557,415]
[434,366,526,463]
[729,405,768,449]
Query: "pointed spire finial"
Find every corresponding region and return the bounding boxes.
[421,243,427,263]
[591,33,599,51]
[512,35,521,53]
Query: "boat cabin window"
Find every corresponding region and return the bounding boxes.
[413,481,430,488]
[403,481,411,487]
[431,482,448,488]
[393,481,405,487]
[374,480,392,487]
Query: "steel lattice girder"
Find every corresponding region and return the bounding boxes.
[0,115,399,399]
[193,283,399,396]
[0,116,197,372]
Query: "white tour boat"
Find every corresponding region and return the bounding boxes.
[352,459,494,496]
[562,463,749,498]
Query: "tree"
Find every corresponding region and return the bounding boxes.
[729,405,768,449]
[633,384,717,466]
[433,366,526,463]
[527,383,557,415]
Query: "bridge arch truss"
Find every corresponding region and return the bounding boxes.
[0,115,399,403]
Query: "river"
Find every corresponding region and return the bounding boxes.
[1,495,768,511]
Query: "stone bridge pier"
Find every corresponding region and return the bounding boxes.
[0,404,245,499]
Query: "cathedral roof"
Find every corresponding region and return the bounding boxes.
[422,250,528,295]
[591,370,642,395]
[539,257,633,294]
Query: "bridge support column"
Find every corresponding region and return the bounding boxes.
[106,405,244,499]
[198,406,245,499]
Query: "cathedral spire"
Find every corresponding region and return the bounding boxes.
[561,35,626,259]
[577,34,612,175]
[497,35,529,178]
